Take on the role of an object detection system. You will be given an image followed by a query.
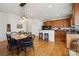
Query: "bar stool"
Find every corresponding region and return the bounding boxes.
[44,33,49,41]
[39,33,43,40]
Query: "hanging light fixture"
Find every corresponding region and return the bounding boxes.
[22,15,28,21]
[19,3,27,23]
[19,16,25,23]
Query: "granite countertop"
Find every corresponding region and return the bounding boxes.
[41,28,79,34]
[66,30,79,34]
[67,32,79,34]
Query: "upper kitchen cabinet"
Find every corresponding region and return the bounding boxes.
[43,17,71,28]
[73,3,79,25]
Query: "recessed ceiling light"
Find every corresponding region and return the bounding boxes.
[48,5,52,8]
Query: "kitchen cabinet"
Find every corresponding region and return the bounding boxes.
[73,3,79,25]
[55,31,66,42]
[43,17,71,28]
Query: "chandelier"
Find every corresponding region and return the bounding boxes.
[19,15,28,23]
[19,3,28,23]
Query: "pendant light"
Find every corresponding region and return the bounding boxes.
[19,3,27,23]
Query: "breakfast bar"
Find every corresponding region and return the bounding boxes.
[39,30,55,42]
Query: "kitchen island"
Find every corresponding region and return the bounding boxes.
[39,30,55,42]
[66,31,79,49]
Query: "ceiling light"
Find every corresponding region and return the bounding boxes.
[48,5,52,8]
[19,4,28,23]
[22,20,24,23]
[22,16,28,21]
[19,18,22,23]
[19,20,21,23]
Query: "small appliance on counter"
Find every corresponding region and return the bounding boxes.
[42,26,52,30]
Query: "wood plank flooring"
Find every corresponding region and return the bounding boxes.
[0,37,68,56]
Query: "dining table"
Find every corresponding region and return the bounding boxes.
[12,33,30,55]
[12,34,29,40]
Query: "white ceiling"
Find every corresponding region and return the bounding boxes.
[0,3,72,20]
[0,3,20,14]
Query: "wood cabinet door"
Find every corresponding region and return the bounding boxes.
[74,3,79,25]
[55,31,66,42]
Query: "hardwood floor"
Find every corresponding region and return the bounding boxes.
[0,37,68,56]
